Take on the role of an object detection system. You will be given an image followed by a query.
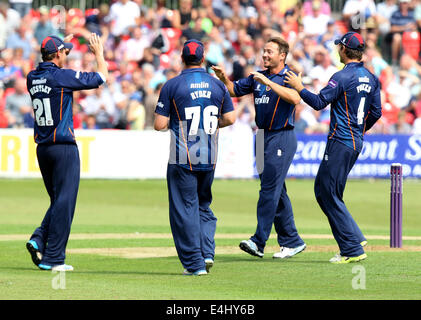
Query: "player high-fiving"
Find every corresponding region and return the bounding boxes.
[25,34,108,271]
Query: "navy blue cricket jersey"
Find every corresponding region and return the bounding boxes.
[27,62,105,144]
[300,62,382,152]
[155,67,234,171]
[234,65,295,130]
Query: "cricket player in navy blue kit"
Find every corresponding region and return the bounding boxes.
[212,37,306,259]
[154,40,236,275]
[25,34,108,271]
[285,32,382,264]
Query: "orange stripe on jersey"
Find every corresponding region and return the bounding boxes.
[53,128,57,143]
[60,88,64,120]
[344,92,356,150]
[329,123,337,139]
[68,127,75,139]
[363,112,370,135]
[284,105,296,128]
[173,99,192,171]
[269,96,281,130]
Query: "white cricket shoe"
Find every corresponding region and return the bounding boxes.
[273,244,306,259]
[183,269,207,276]
[204,258,214,273]
[52,264,74,272]
[239,239,264,258]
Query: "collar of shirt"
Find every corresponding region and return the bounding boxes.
[344,62,364,68]
[37,62,60,70]
[262,64,290,78]
[181,67,206,74]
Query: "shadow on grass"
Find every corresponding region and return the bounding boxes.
[214,255,328,264]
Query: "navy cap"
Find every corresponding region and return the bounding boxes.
[334,32,365,51]
[41,35,73,54]
[182,39,204,64]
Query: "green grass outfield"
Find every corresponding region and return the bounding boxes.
[0,178,420,300]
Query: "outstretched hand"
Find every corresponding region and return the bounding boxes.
[250,71,270,86]
[211,66,227,82]
[63,34,74,43]
[88,33,104,56]
[284,71,304,92]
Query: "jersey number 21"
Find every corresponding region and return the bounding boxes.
[33,98,54,126]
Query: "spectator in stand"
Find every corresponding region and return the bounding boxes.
[33,6,59,46]
[0,2,21,49]
[81,87,115,129]
[182,16,206,40]
[342,0,377,32]
[319,20,342,55]
[127,98,145,130]
[72,99,84,129]
[376,0,398,36]
[9,0,33,19]
[108,0,140,37]
[232,45,255,80]
[294,103,310,133]
[13,47,31,77]
[399,53,421,95]
[388,0,416,67]
[143,82,162,129]
[392,110,412,133]
[124,26,151,62]
[84,114,99,129]
[0,48,23,87]
[4,77,32,128]
[155,0,179,28]
[6,23,33,59]
[308,47,338,86]
[302,0,331,16]
[302,1,330,39]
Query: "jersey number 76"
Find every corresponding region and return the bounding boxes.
[185,105,219,135]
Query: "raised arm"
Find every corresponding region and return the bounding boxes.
[211,66,236,97]
[250,71,301,105]
[285,71,339,111]
[88,33,109,82]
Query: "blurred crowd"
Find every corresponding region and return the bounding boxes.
[1,0,421,134]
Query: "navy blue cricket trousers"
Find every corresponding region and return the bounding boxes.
[251,129,304,252]
[30,143,80,266]
[314,139,366,257]
[167,164,217,273]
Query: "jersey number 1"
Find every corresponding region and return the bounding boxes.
[33,98,54,126]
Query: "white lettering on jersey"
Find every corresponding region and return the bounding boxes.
[254,94,270,104]
[357,84,371,93]
[190,90,212,100]
[32,78,47,85]
[156,101,164,108]
[76,71,80,79]
[29,85,52,95]
[190,82,209,89]
[358,76,370,83]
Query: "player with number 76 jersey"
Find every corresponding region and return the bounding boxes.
[154,39,235,275]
